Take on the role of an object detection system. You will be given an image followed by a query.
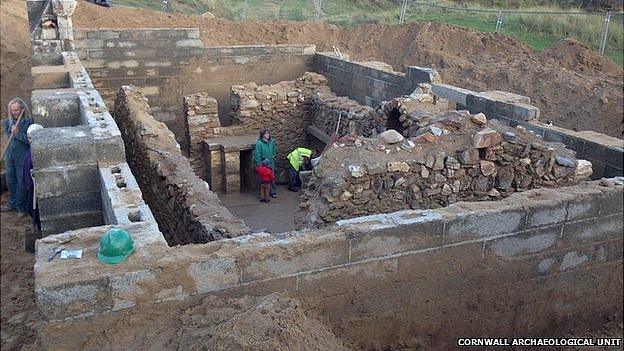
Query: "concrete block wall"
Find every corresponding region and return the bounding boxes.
[313,53,440,108]
[31,126,103,235]
[74,28,315,126]
[30,52,130,235]
[27,2,154,240]
[34,179,623,350]
[431,83,541,123]
[114,85,250,245]
[99,163,157,228]
[74,28,202,105]
[27,0,64,65]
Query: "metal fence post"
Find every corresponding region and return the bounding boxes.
[399,0,408,24]
[599,11,612,55]
[495,10,503,33]
[241,0,248,20]
[161,0,167,13]
[315,0,323,21]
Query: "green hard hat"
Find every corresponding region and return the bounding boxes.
[97,228,135,265]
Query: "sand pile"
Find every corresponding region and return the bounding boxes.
[70,292,350,350]
[167,293,350,351]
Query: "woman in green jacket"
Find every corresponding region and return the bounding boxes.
[254,128,277,197]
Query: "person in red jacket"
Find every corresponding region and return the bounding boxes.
[256,160,275,203]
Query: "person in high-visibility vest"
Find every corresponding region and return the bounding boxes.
[286,147,312,192]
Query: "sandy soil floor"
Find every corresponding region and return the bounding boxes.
[219,185,301,233]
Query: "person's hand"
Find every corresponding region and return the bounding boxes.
[11,124,18,134]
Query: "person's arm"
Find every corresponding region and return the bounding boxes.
[13,119,31,145]
[253,142,262,166]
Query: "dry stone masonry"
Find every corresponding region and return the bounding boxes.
[115,86,249,244]
[229,72,328,177]
[297,110,593,228]
[308,91,384,138]
[183,94,233,177]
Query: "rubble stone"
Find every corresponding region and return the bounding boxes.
[471,128,503,148]
[458,148,480,165]
[296,111,590,228]
[379,130,405,144]
[555,155,576,168]
[480,160,496,176]
[387,161,410,173]
[471,112,487,125]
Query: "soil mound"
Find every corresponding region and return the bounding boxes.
[0,0,32,116]
[74,292,350,350]
[167,293,350,351]
[539,38,623,76]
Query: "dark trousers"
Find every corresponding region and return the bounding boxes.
[5,154,27,212]
[288,165,301,190]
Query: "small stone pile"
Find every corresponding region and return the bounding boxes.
[296,110,592,228]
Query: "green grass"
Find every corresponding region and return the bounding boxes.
[403,2,624,66]
[111,0,624,66]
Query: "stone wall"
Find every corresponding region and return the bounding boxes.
[376,85,451,137]
[297,111,592,228]
[35,179,623,350]
[495,118,623,179]
[114,85,249,245]
[228,72,328,177]
[184,94,221,177]
[314,53,440,108]
[166,45,316,124]
[431,83,624,178]
[308,92,385,138]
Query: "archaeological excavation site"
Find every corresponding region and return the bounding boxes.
[0,0,623,349]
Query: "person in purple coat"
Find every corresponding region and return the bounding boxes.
[23,124,43,231]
